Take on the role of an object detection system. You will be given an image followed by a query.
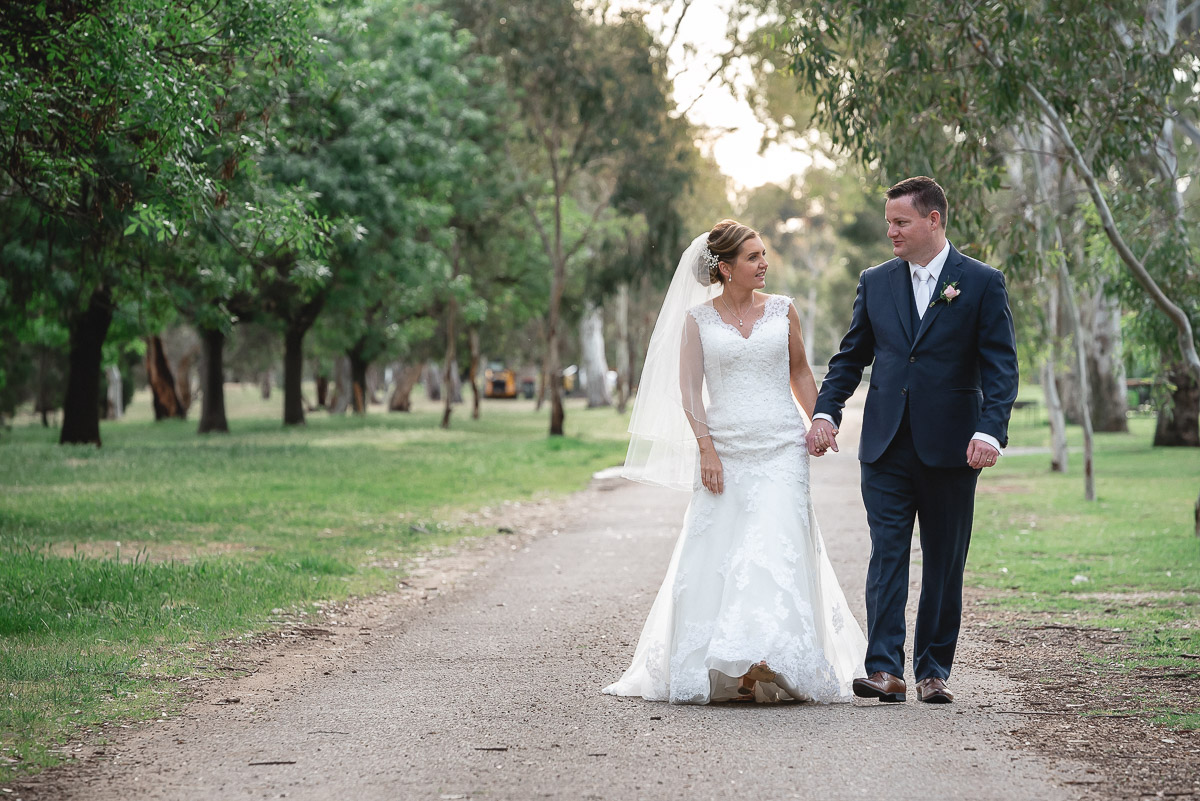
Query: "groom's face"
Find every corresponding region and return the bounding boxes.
[885,195,939,264]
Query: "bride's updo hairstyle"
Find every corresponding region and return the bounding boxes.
[703,219,759,285]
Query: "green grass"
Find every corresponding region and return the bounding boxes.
[0,387,630,779]
[971,415,1200,599]
[968,403,1200,728]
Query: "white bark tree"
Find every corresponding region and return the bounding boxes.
[580,301,611,408]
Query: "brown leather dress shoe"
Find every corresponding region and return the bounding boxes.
[915,677,954,704]
[852,671,906,702]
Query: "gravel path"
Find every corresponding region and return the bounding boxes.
[30,395,1087,800]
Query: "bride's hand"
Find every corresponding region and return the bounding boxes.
[699,443,724,494]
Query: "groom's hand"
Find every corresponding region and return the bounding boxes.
[806,419,839,456]
[966,439,999,469]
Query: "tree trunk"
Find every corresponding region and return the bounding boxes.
[314,364,329,408]
[1042,273,1068,473]
[423,360,441,401]
[1153,365,1200,447]
[104,365,124,421]
[1080,284,1127,432]
[388,363,423,411]
[367,364,383,406]
[280,294,325,426]
[580,301,611,408]
[197,327,229,434]
[441,332,457,430]
[1057,287,1127,431]
[348,341,369,415]
[260,371,272,400]
[1042,361,1069,473]
[146,335,185,420]
[545,246,567,435]
[442,243,462,429]
[175,352,195,417]
[329,355,351,415]
[615,282,631,414]
[468,327,481,420]
[1058,260,1095,501]
[60,287,114,446]
[283,326,306,425]
[35,346,58,427]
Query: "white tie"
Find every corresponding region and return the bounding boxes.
[913,268,932,319]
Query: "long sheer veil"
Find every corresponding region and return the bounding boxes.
[622,233,722,491]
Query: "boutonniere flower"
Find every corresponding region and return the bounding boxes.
[930,281,961,308]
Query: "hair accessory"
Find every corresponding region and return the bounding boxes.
[702,248,720,272]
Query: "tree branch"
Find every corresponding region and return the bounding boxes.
[663,0,693,54]
[1170,106,1200,148]
[563,188,614,263]
[965,23,1199,378]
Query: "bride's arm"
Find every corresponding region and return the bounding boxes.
[679,312,709,438]
[787,302,818,420]
[680,312,723,494]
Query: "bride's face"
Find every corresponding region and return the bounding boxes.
[722,236,768,290]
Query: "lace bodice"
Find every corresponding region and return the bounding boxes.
[687,294,808,487]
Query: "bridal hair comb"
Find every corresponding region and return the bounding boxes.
[694,246,721,284]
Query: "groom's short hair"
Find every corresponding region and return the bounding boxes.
[886,177,947,229]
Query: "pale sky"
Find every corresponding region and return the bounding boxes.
[644,0,812,190]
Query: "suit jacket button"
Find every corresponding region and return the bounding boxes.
[901,388,907,395]
[909,356,916,363]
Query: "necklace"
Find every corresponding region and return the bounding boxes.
[720,294,754,327]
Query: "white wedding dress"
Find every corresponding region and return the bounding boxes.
[604,294,867,704]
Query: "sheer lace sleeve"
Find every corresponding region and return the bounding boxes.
[680,310,709,439]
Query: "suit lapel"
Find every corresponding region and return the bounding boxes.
[889,261,914,343]
[912,246,964,349]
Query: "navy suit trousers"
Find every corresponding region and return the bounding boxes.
[860,407,979,681]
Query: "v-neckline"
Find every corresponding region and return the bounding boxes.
[710,296,769,341]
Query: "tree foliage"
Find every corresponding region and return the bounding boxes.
[777,0,1199,375]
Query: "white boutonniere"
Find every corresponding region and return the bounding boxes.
[930,281,961,308]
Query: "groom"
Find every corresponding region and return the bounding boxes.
[806,176,1018,704]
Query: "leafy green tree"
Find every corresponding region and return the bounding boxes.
[447,0,688,435]
[0,0,318,444]
[779,0,1198,383]
[259,0,496,425]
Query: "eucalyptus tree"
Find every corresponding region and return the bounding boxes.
[445,0,687,435]
[0,0,318,444]
[779,0,1199,388]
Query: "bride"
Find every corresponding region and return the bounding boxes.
[603,219,867,704]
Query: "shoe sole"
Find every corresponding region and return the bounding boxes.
[917,692,953,704]
[852,681,905,703]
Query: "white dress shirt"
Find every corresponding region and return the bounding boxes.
[814,240,1002,455]
[911,241,950,317]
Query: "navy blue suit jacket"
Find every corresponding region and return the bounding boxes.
[814,245,1019,468]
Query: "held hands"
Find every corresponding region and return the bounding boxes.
[805,419,839,457]
[698,441,724,494]
[966,439,999,469]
